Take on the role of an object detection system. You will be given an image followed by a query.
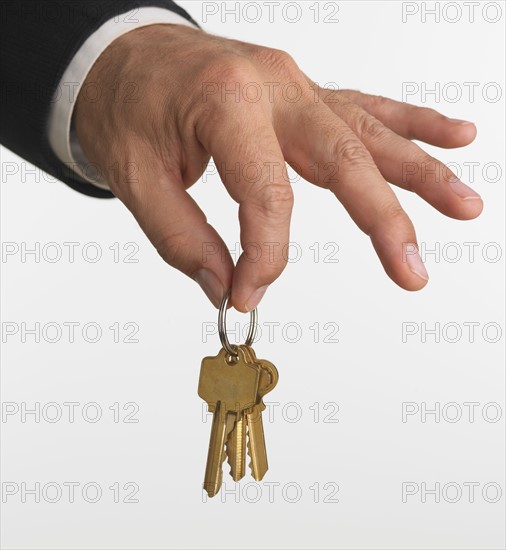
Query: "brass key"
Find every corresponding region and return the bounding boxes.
[226,412,247,481]
[225,347,265,481]
[243,346,278,481]
[225,345,278,482]
[198,346,259,497]
[224,345,253,481]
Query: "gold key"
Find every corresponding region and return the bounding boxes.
[198,345,259,497]
[225,411,247,481]
[225,347,266,481]
[225,345,278,482]
[243,345,278,481]
[225,345,257,481]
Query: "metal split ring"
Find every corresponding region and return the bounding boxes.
[218,290,257,357]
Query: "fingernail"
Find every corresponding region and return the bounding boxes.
[448,118,475,125]
[404,244,429,281]
[244,285,269,312]
[449,178,481,200]
[193,268,224,308]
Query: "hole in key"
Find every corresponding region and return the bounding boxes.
[226,353,239,366]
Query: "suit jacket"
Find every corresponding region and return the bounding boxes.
[0,0,196,198]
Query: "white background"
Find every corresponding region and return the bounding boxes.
[1,1,505,549]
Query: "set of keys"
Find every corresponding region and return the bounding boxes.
[198,294,278,498]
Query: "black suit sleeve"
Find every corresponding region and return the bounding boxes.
[0,0,198,198]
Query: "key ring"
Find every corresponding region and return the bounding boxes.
[218,290,257,358]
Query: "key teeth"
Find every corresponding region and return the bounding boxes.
[246,430,264,481]
[246,421,257,480]
[225,438,234,476]
[246,412,268,482]
[226,431,242,482]
[223,444,230,471]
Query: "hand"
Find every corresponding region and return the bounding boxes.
[74,24,482,312]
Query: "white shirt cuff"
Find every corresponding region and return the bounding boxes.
[48,7,198,191]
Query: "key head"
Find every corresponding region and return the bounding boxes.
[240,345,279,399]
[198,346,259,412]
[258,360,278,398]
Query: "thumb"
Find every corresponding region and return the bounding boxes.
[116,160,234,308]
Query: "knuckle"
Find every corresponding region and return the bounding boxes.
[380,202,409,225]
[419,152,438,168]
[421,106,439,118]
[155,230,191,268]
[335,137,370,166]
[411,152,451,186]
[336,89,361,103]
[251,183,294,217]
[262,257,288,279]
[412,152,437,173]
[254,47,299,77]
[356,113,388,141]
[368,93,390,110]
[206,56,257,88]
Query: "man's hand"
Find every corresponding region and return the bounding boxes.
[74,24,482,311]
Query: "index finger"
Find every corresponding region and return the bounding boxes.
[195,91,294,312]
